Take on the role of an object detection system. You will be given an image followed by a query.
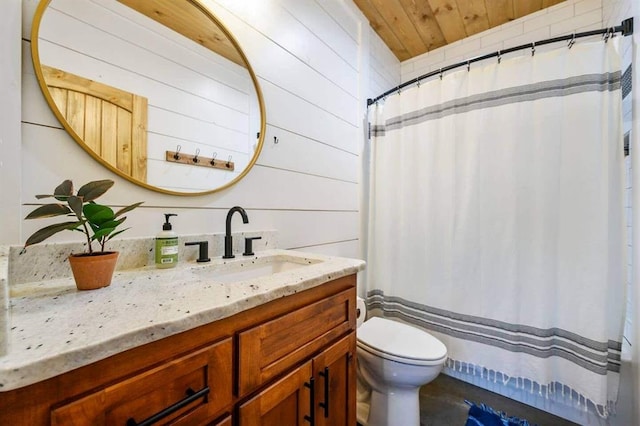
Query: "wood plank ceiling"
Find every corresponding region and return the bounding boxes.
[353,0,566,61]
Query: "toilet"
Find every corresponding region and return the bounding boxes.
[356,297,447,426]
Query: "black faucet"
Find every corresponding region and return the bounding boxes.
[185,241,210,262]
[223,206,249,259]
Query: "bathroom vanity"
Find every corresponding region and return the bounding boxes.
[0,250,364,425]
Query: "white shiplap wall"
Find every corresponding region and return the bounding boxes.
[7,0,400,261]
[0,1,21,244]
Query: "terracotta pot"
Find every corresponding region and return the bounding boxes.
[68,251,119,290]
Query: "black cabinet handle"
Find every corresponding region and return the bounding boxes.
[126,386,209,426]
[318,367,329,418]
[303,377,315,425]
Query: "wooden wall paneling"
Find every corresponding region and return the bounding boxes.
[66,92,85,138]
[291,240,360,258]
[456,0,491,36]
[83,96,102,154]
[397,0,447,52]
[97,1,250,93]
[352,0,411,60]
[131,94,148,182]
[49,87,67,116]
[206,166,359,211]
[116,108,132,175]
[215,0,358,97]
[212,0,359,109]
[368,0,430,58]
[427,0,468,43]
[260,80,359,155]
[41,4,250,114]
[101,102,118,166]
[514,0,543,19]
[21,0,366,257]
[542,0,565,7]
[279,0,359,69]
[239,27,358,126]
[116,0,246,67]
[258,126,358,183]
[484,0,515,27]
[146,105,246,149]
[246,210,359,250]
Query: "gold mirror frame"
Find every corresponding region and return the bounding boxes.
[31,0,266,196]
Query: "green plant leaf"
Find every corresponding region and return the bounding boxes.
[68,195,83,220]
[95,218,124,230]
[24,204,71,219]
[91,227,116,240]
[114,202,144,218]
[35,194,64,200]
[77,180,114,202]
[23,221,82,248]
[83,204,115,225]
[53,180,73,201]
[105,227,130,241]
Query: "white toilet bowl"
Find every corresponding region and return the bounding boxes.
[356,313,447,426]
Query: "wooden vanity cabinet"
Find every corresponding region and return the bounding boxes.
[238,334,356,426]
[50,339,233,426]
[0,275,357,426]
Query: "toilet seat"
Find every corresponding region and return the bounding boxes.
[357,317,447,366]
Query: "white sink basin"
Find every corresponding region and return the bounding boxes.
[189,255,322,283]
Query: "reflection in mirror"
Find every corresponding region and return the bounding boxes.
[32,0,265,195]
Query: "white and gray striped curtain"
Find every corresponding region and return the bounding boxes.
[366,40,625,415]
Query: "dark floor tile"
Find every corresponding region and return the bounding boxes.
[419,375,579,426]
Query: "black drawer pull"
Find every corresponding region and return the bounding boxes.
[318,367,329,418]
[126,386,209,426]
[303,377,315,425]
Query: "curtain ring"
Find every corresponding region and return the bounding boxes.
[531,42,535,56]
[497,50,501,64]
[603,29,610,42]
[173,144,181,160]
[439,68,443,80]
[568,32,576,49]
[466,60,470,71]
[192,148,200,163]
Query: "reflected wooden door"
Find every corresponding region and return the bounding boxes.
[42,64,148,182]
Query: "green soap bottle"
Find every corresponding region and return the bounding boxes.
[155,214,178,269]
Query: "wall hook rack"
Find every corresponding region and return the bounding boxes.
[165,149,234,171]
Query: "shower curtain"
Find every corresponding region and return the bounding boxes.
[366,40,625,416]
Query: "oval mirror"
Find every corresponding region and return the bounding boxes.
[31,0,265,195]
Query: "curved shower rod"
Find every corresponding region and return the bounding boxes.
[367,17,634,107]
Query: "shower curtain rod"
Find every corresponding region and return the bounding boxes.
[367,17,634,106]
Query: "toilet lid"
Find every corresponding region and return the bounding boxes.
[357,317,447,362]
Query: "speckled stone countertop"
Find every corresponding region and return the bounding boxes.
[0,249,365,392]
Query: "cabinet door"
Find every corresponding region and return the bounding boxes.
[238,361,314,426]
[313,333,356,426]
[238,289,355,396]
[51,338,233,426]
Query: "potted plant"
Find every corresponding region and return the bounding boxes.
[22,179,143,290]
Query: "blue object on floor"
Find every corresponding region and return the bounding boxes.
[464,400,534,426]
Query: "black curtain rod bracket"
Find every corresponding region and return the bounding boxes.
[367,17,633,107]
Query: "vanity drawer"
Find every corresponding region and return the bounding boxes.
[238,288,355,396]
[51,338,232,426]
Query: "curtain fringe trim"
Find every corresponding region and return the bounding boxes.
[444,358,616,418]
